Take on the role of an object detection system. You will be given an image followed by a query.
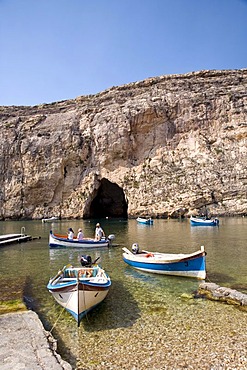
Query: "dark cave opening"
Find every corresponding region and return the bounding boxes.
[89,178,128,219]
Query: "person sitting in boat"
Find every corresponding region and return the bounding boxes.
[80,255,92,267]
[131,243,154,257]
[77,228,84,240]
[95,223,105,241]
[132,243,142,254]
[68,228,74,240]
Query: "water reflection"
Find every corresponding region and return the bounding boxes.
[82,280,141,332]
[0,218,247,367]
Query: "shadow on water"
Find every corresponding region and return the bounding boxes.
[82,280,141,332]
[23,276,77,369]
[23,276,40,311]
[207,271,236,285]
[230,283,247,294]
[207,272,247,294]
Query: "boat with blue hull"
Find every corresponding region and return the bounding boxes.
[136,217,154,225]
[122,244,206,279]
[190,216,219,227]
[47,257,111,326]
[49,230,115,249]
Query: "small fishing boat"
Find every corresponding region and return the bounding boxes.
[136,217,154,225]
[49,230,115,249]
[190,216,219,227]
[122,244,206,279]
[47,256,111,326]
[42,216,59,223]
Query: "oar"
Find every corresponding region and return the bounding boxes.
[50,264,72,283]
[92,256,100,265]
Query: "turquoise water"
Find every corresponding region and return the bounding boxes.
[0,218,246,368]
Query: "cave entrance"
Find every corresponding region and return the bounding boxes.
[89,178,128,219]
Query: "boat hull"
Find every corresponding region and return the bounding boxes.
[136,217,153,225]
[190,217,219,226]
[49,231,110,249]
[49,284,110,323]
[47,267,111,325]
[42,217,59,223]
[122,248,206,279]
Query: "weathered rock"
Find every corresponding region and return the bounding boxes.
[198,282,247,311]
[0,69,247,219]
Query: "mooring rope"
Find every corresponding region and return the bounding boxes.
[49,289,74,334]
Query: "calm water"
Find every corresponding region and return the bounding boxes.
[0,218,246,368]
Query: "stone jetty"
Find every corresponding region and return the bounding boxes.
[0,310,71,370]
[198,282,247,311]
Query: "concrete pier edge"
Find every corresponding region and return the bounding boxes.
[0,310,72,370]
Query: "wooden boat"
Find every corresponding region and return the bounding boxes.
[49,230,115,249]
[47,258,111,326]
[42,216,59,223]
[136,217,154,225]
[122,244,206,279]
[190,216,219,227]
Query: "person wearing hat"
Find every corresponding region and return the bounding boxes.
[77,228,84,241]
[95,223,105,241]
[68,227,74,240]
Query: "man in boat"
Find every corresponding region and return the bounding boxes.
[95,223,105,241]
[132,243,143,254]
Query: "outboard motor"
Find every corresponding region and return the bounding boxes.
[107,234,115,247]
[132,243,139,254]
[80,255,92,267]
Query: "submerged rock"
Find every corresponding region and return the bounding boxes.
[198,282,247,311]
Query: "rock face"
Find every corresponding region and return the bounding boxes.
[0,69,246,220]
[198,283,247,311]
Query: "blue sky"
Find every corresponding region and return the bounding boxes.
[1,0,247,106]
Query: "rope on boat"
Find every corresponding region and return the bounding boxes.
[49,306,67,334]
[82,281,90,324]
[49,292,74,334]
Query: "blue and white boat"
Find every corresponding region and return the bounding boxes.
[190,216,219,227]
[122,244,206,279]
[49,230,115,249]
[136,217,154,225]
[47,258,111,326]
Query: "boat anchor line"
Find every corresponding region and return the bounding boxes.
[49,289,74,334]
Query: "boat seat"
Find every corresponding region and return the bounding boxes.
[64,269,77,278]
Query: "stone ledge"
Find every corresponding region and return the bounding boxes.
[0,310,72,370]
[198,282,247,311]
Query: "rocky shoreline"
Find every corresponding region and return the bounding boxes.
[1,284,247,370]
[198,282,247,311]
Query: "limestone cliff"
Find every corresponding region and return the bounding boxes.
[0,69,246,220]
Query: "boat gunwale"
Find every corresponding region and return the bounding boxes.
[122,248,206,264]
[52,232,108,245]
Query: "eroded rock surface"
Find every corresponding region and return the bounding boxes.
[0,69,246,219]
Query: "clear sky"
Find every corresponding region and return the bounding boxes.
[1,0,247,106]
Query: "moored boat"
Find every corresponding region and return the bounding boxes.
[49,230,115,249]
[190,216,219,227]
[47,256,111,326]
[42,216,59,223]
[136,217,154,225]
[122,244,206,279]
